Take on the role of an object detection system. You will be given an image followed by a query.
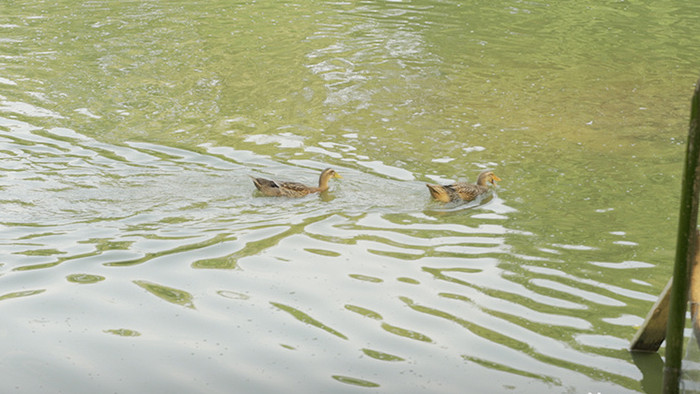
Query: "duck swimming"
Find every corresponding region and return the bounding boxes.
[426,170,501,203]
[251,168,342,197]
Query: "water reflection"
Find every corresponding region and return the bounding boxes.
[0,289,46,302]
[104,328,141,337]
[134,280,196,309]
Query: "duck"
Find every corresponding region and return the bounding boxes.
[426,170,501,203]
[251,168,342,197]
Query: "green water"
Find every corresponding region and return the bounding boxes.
[2,1,700,393]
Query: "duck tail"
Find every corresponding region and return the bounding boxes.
[250,176,278,191]
[249,175,262,191]
[426,184,450,203]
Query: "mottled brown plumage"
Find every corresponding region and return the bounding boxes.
[251,168,342,197]
[426,170,501,203]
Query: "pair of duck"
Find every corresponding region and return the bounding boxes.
[251,168,501,203]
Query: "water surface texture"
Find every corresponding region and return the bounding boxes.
[2,1,700,393]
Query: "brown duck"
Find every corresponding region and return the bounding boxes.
[426,170,501,203]
[251,168,342,197]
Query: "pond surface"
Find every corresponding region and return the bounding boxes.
[2,1,700,393]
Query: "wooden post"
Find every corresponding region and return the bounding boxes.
[631,232,700,352]
[663,78,700,394]
[630,278,673,352]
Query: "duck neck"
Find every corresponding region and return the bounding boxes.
[476,173,490,186]
[317,173,331,191]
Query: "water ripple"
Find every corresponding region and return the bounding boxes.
[0,123,653,393]
[1,0,688,392]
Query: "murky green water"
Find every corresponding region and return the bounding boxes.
[2,1,700,392]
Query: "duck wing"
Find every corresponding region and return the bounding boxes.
[451,183,488,202]
[276,181,314,197]
[251,174,317,197]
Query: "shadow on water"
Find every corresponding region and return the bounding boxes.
[631,352,663,394]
